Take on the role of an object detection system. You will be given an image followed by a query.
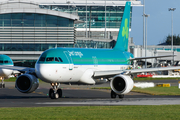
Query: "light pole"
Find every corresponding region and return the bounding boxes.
[168,8,176,65]
[143,0,145,49]
[86,0,88,38]
[67,1,70,10]
[143,14,149,68]
[104,0,106,38]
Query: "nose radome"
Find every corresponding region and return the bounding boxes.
[35,64,55,83]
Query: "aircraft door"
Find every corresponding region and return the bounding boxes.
[64,51,74,70]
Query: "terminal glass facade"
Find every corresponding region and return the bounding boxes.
[0,13,75,51]
[39,5,132,29]
[0,13,73,27]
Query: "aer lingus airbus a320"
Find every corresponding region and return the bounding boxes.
[1,2,180,99]
[0,55,13,88]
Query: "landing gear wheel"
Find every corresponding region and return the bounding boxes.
[118,94,124,98]
[49,88,54,99]
[0,83,5,88]
[54,93,59,99]
[57,89,62,98]
[111,90,116,98]
[49,83,62,99]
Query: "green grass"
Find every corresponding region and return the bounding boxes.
[0,106,180,120]
[5,77,16,82]
[92,86,180,96]
[134,77,180,81]
[132,86,180,95]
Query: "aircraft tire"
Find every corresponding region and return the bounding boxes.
[49,88,54,99]
[57,89,62,98]
[54,93,59,99]
[118,94,124,98]
[111,90,116,98]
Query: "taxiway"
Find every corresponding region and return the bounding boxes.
[0,81,180,107]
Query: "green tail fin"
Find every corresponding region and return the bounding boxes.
[113,2,131,51]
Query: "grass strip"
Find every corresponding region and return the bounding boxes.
[134,77,180,81]
[4,77,16,82]
[92,86,180,96]
[0,106,180,120]
[132,86,180,96]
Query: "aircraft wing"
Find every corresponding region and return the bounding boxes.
[93,66,180,78]
[130,55,175,61]
[0,65,34,73]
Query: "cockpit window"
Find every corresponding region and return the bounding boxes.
[0,61,3,63]
[4,61,8,63]
[54,57,63,62]
[58,57,63,62]
[55,57,59,62]
[46,57,54,62]
[39,57,45,62]
[38,56,63,63]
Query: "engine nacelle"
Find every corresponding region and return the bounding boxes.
[15,74,39,93]
[110,75,134,95]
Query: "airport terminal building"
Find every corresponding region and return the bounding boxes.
[0,1,79,66]
[0,0,141,67]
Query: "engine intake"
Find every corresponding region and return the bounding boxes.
[110,75,134,95]
[15,74,39,93]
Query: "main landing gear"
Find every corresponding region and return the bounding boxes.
[49,83,62,99]
[111,90,124,99]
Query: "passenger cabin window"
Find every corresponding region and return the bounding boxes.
[46,57,54,62]
[39,57,45,62]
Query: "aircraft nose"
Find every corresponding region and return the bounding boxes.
[35,63,58,83]
[35,64,49,82]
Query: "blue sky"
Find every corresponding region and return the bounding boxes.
[130,0,180,45]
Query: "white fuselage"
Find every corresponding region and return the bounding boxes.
[35,63,129,84]
[0,65,13,78]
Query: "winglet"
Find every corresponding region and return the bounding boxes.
[113,2,131,51]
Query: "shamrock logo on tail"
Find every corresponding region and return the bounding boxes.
[122,18,129,42]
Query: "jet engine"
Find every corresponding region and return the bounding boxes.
[110,75,134,95]
[15,74,39,93]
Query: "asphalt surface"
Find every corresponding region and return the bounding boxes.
[0,80,180,107]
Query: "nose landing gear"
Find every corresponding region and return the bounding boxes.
[0,77,5,88]
[49,83,62,99]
